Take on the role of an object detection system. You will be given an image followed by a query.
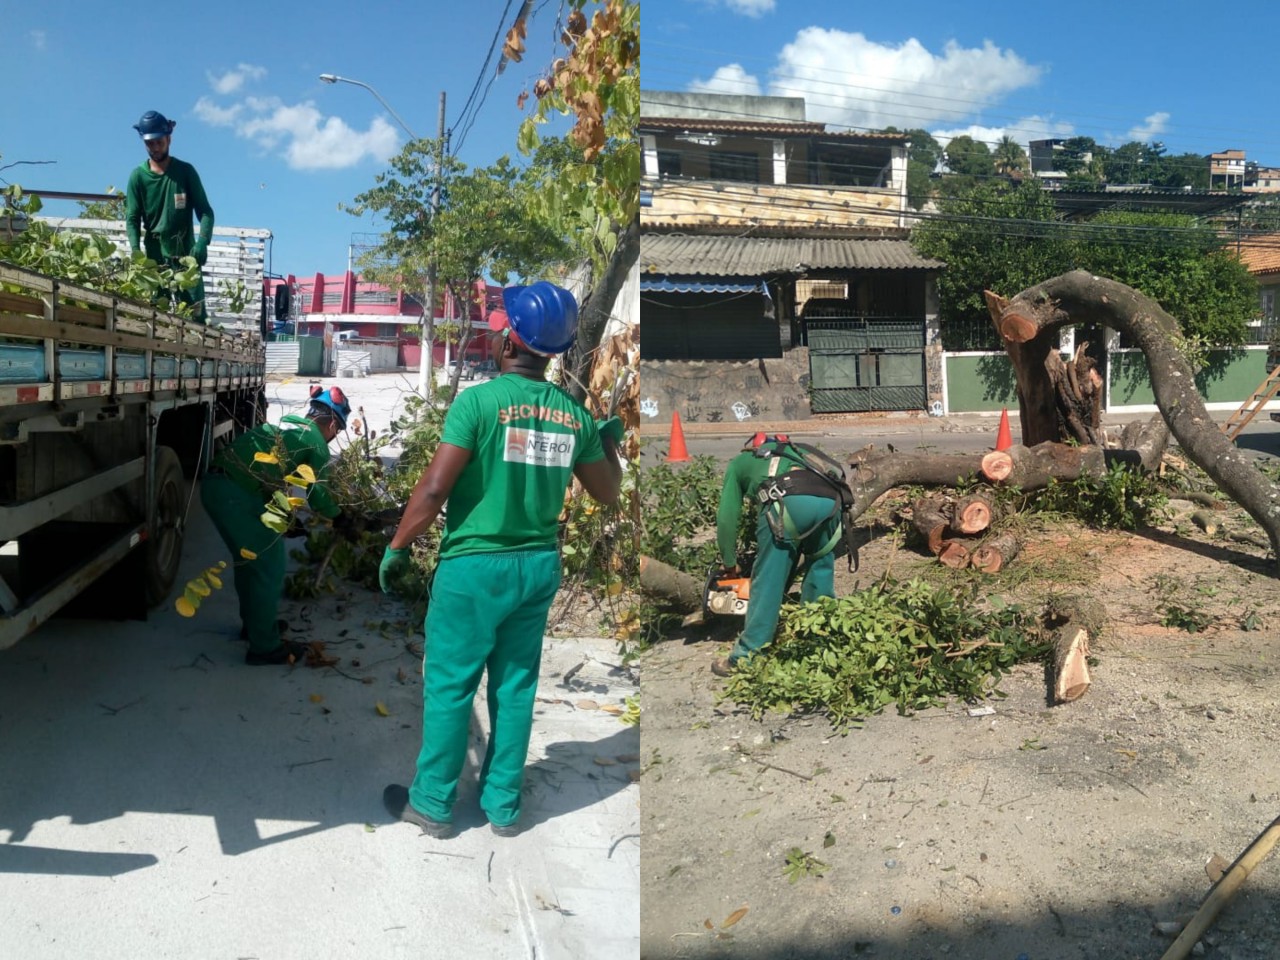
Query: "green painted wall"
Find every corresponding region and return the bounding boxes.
[945,354,1018,412]
[946,348,1268,412]
[1108,348,1266,406]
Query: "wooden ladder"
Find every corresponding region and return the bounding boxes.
[1221,363,1280,440]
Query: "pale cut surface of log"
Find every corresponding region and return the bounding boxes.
[952,494,993,534]
[971,531,1019,573]
[981,450,1014,482]
[1190,510,1219,536]
[1052,625,1092,703]
[937,540,971,569]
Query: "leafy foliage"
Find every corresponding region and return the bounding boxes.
[912,178,1258,347]
[722,579,1049,731]
[1030,464,1170,531]
[782,848,828,883]
[636,457,757,574]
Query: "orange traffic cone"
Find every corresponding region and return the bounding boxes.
[995,408,1013,452]
[665,411,691,463]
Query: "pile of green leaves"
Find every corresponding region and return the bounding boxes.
[1030,463,1169,530]
[637,456,756,573]
[721,579,1048,731]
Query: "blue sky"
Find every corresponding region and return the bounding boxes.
[2,0,572,277]
[647,0,1280,167]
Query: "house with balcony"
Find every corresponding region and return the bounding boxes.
[1210,150,1247,190]
[640,90,944,423]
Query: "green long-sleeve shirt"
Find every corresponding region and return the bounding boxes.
[210,415,340,519]
[716,446,801,567]
[125,157,214,261]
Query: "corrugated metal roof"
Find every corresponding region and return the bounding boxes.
[1235,238,1280,275]
[640,234,944,276]
[639,117,909,143]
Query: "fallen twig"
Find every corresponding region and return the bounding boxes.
[286,757,333,772]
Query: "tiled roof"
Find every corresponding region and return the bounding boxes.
[1235,237,1280,275]
[640,234,944,276]
[639,117,909,143]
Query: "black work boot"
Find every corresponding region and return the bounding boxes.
[383,784,454,839]
[245,638,309,666]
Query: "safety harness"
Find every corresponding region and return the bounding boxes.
[751,438,860,571]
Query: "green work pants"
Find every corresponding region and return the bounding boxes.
[200,472,285,653]
[409,548,561,828]
[730,493,839,663]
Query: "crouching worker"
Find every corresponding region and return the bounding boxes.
[711,433,843,677]
[202,386,358,665]
[380,281,624,839]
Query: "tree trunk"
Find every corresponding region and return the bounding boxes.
[953,494,993,534]
[972,531,1019,573]
[566,220,639,403]
[995,270,1280,565]
[638,554,703,611]
[912,496,950,555]
[938,539,971,568]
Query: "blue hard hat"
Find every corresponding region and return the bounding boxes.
[134,110,176,140]
[309,385,351,429]
[501,282,578,356]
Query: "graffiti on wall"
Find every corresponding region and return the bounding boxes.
[640,397,659,418]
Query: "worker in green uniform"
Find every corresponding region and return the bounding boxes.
[711,433,843,677]
[202,387,356,665]
[125,110,214,323]
[380,281,623,839]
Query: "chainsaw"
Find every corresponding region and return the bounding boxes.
[703,557,754,618]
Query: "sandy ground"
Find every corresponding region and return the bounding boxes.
[639,488,1280,960]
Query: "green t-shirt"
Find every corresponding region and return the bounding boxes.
[210,414,340,518]
[716,444,803,567]
[125,157,214,261]
[438,373,604,558]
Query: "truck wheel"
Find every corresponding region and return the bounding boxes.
[144,446,186,607]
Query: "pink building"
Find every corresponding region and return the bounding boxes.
[265,271,501,365]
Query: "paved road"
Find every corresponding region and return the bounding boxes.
[0,373,639,960]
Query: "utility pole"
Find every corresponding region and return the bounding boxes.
[417,91,447,399]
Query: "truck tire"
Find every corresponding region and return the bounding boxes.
[144,446,186,607]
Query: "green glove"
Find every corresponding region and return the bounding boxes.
[596,416,624,446]
[379,546,411,594]
[194,244,208,266]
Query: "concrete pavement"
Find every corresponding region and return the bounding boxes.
[0,373,640,960]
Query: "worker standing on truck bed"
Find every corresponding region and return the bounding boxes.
[379,282,624,838]
[202,387,357,665]
[125,110,214,323]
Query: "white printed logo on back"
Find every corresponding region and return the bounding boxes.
[174,192,187,210]
[504,427,575,468]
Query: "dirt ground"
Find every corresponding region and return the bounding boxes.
[639,492,1280,959]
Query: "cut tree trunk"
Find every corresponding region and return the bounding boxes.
[952,494,994,534]
[912,496,951,554]
[938,539,971,568]
[638,555,703,612]
[971,531,1019,573]
[993,270,1280,566]
[1190,510,1220,536]
[1051,626,1092,703]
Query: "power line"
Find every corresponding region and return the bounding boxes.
[452,0,517,156]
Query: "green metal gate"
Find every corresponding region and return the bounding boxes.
[806,315,926,413]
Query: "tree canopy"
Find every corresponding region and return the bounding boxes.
[912,179,1258,349]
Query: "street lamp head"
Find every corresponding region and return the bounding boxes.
[318,74,339,84]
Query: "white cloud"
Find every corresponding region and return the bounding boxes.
[734,29,1042,132]
[201,95,400,170]
[930,115,1074,154]
[28,29,46,51]
[208,63,268,95]
[724,0,775,16]
[1125,111,1170,143]
[688,63,762,97]
[196,64,401,171]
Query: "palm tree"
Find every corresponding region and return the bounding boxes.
[993,136,1028,177]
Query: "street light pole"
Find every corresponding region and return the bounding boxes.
[319,74,445,399]
[317,74,418,140]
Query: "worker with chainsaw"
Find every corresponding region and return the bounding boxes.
[125,110,214,322]
[379,281,623,839]
[711,433,846,677]
[202,386,358,665]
